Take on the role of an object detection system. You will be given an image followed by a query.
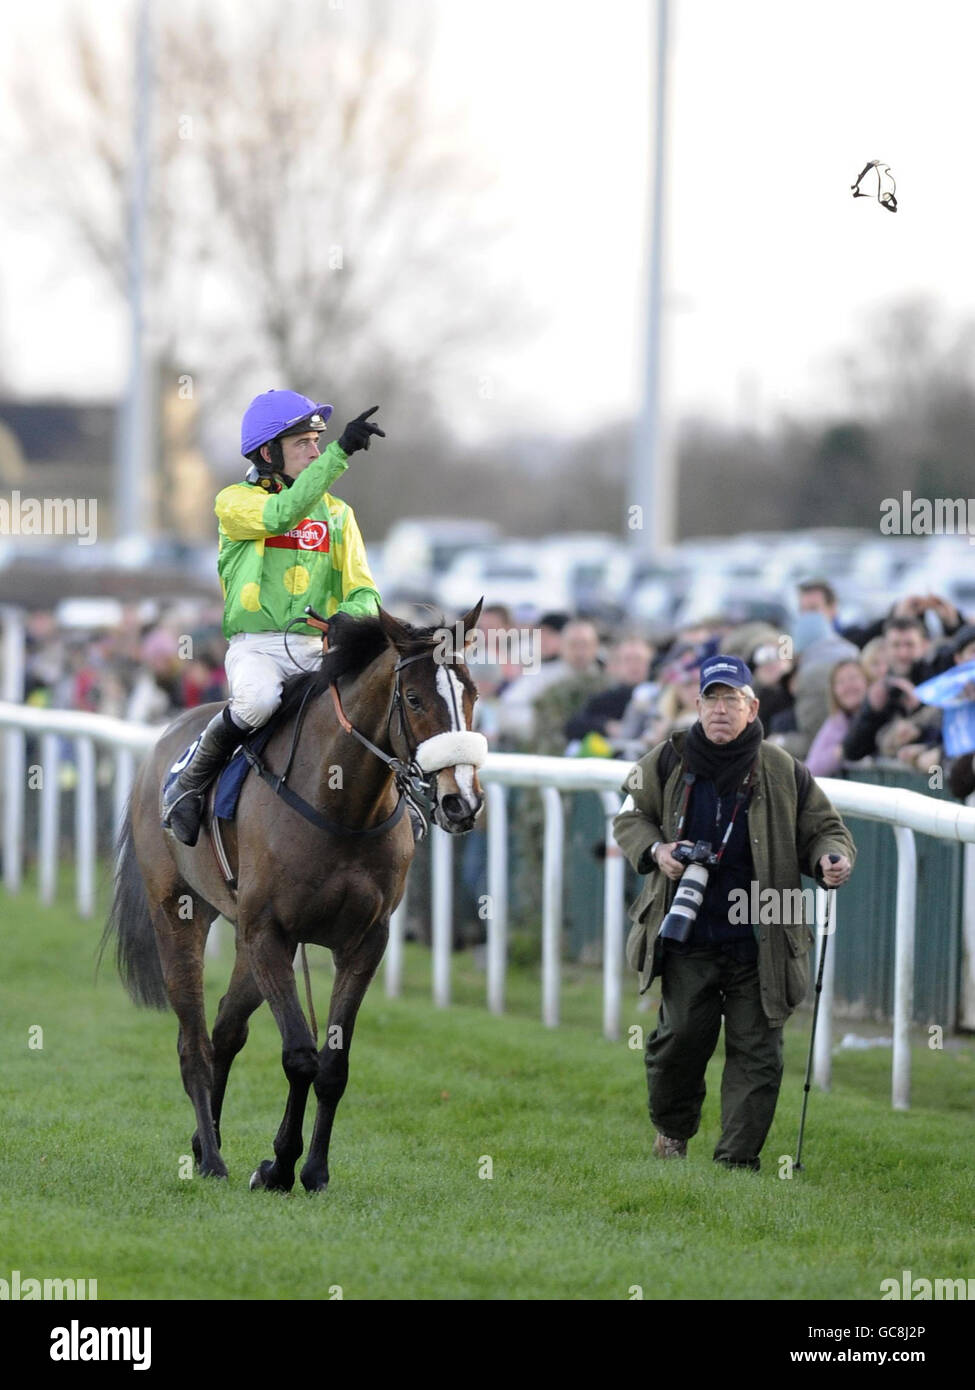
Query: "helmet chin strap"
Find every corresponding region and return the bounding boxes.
[245,436,295,488]
[244,464,293,491]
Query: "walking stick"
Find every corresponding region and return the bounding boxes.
[794,856,840,1172]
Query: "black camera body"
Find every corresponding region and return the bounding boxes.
[672,839,720,870]
[658,839,718,945]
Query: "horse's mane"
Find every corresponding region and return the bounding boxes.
[274,612,455,725]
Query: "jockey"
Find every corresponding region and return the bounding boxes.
[161,388,385,846]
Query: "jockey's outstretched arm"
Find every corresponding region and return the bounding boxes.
[216,439,351,540]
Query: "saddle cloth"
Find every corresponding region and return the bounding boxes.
[162,720,277,822]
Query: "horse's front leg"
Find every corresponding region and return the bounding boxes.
[244,917,318,1193]
[300,921,388,1194]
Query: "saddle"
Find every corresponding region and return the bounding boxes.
[162,717,277,825]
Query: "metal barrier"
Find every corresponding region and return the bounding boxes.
[3,699,975,1110]
[827,763,965,1030]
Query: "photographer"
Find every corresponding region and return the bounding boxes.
[613,655,854,1171]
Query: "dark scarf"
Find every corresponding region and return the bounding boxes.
[684,716,764,797]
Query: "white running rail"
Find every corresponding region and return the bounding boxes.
[2,701,974,1111]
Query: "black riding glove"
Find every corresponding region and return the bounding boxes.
[338,406,386,455]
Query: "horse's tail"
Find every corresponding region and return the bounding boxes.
[99,801,170,1010]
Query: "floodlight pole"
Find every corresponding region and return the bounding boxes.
[629,0,673,557]
[114,0,153,543]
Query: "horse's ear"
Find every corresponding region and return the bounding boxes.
[377,606,415,650]
[458,598,483,644]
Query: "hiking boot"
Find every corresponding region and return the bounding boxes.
[652,1132,688,1159]
[161,706,249,847]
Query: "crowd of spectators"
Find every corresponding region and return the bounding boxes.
[21,602,229,726]
[12,578,975,946]
[467,580,975,801]
[13,579,975,801]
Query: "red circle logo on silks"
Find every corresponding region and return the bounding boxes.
[266,519,330,552]
[296,521,327,550]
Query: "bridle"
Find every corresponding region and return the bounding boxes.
[327,643,440,834]
[246,611,485,839]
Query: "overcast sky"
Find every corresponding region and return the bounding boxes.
[3,0,975,439]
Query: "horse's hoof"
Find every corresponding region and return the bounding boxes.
[249,1160,273,1190]
[300,1169,329,1194]
[249,1159,292,1192]
[198,1153,228,1179]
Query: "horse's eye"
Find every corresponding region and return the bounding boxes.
[405,690,423,710]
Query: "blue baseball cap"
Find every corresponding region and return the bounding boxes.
[700,654,754,692]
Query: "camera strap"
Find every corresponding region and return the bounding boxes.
[674,756,760,864]
[674,770,696,840]
[712,758,759,865]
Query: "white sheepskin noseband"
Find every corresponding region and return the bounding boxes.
[414,731,488,773]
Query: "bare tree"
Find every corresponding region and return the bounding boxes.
[7,0,523,464]
[831,297,975,496]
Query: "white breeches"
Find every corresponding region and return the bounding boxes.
[223,631,323,730]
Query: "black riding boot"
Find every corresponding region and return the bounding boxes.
[161,706,249,847]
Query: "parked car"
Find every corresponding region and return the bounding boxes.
[537,533,634,617]
[383,518,500,599]
[436,543,572,622]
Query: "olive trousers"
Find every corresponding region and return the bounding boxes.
[645,943,784,1170]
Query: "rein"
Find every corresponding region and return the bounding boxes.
[240,609,436,840]
[208,608,482,1049]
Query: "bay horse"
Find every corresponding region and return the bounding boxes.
[101,602,485,1192]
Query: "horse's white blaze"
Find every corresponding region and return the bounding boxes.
[435,665,464,731]
[433,664,481,812]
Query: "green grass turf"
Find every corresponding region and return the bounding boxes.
[1,875,973,1301]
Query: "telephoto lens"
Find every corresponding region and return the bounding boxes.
[658,862,711,944]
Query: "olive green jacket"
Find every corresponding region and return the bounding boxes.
[612,728,856,1027]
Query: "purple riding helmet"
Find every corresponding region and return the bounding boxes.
[240,389,333,457]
